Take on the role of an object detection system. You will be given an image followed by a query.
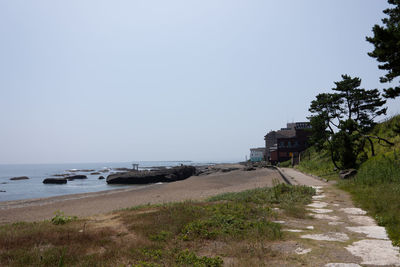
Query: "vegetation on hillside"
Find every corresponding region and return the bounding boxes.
[0,184,314,266]
[299,0,400,245]
[298,115,400,245]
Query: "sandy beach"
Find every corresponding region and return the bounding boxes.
[0,164,283,224]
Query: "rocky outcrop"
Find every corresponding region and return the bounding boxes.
[43,178,67,184]
[220,167,240,173]
[66,175,87,181]
[106,166,196,184]
[339,169,357,179]
[91,172,101,175]
[10,176,29,181]
[98,176,105,180]
[194,165,242,176]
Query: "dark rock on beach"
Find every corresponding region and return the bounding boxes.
[106,166,196,184]
[220,167,240,173]
[67,175,87,181]
[0,190,5,192]
[98,176,105,180]
[43,178,67,184]
[10,176,29,181]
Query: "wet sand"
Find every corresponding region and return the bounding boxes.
[0,165,283,224]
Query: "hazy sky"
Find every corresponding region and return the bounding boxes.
[1,1,399,164]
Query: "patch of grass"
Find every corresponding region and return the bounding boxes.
[340,182,400,246]
[209,183,315,206]
[208,184,315,220]
[176,249,223,267]
[279,159,292,167]
[350,152,400,185]
[338,116,400,246]
[0,184,315,266]
[149,230,172,242]
[339,151,400,246]
[0,219,119,266]
[51,210,77,225]
[180,202,281,241]
[301,115,400,246]
[297,147,338,180]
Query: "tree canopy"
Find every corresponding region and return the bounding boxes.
[366,0,400,98]
[309,75,389,169]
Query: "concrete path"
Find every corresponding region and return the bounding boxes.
[277,168,400,266]
[280,167,326,186]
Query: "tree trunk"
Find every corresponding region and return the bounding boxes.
[328,141,340,170]
[367,137,375,156]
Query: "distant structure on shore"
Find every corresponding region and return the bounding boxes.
[249,147,265,162]
[263,122,312,164]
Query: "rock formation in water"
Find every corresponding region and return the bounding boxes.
[43,178,68,184]
[66,175,87,181]
[9,176,29,181]
[106,166,196,184]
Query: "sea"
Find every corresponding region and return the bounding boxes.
[0,161,218,202]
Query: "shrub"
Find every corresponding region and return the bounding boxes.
[51,211,77,225]
[175,249,223,267]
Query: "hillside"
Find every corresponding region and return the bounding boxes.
[297,115,400,245]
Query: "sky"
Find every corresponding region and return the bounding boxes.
[0,0,399,164]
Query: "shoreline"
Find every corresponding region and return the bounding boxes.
[0,161,220,202]
[0,183,157,210]
[0,164,283,224]
[0,163,218,206]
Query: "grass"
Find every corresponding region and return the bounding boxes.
[279,159,291,167]
[0,184,315,266]
[297,114,400,246]
[339,152,400,246]
[297,147,338,180]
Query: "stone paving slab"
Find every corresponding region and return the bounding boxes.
[279,168,400,266]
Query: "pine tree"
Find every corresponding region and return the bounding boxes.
[366,0,400,98]
[309,75,390,169]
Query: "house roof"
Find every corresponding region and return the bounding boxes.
[276,129,296,138]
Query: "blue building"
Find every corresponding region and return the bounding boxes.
[250,147,265,162]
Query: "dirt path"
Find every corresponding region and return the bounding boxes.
[0,166,282,224]
[277,167,400,266]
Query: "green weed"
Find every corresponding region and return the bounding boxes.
[175,249,223,267]
[51,211,77,225]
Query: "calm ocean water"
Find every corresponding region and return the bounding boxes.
[0,161,216,202]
